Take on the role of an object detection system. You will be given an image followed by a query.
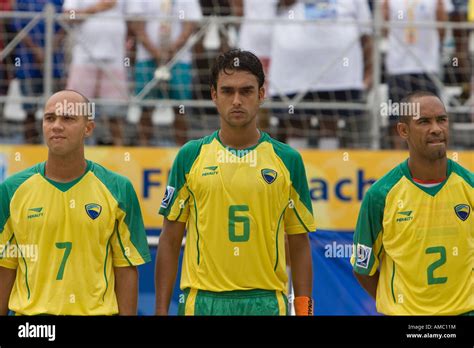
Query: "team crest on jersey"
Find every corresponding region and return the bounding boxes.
[261,169,277,184]
[85,203,102,220]
[355,244,372,269]
[161,186,175,209]
[454,204,470,221]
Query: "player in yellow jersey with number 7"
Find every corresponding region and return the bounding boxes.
[352,91,473,315]
[0,90,151,315]
[155,50,316,316]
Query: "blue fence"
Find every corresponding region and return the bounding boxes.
[138,230,379,315]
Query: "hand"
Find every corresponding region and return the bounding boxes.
[32,46,45,66]
[363,72,373,91]
[152,47,162,65]
[167,42,183,61]
[160,46,175,64]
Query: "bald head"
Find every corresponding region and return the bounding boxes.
[43,90,96,155]
[45,90,94,120]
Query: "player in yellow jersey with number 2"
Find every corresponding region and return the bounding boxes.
[352,91,473,315]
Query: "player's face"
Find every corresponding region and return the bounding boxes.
[398,96,449,161]
[211,70,264,129]
[43,93,95,156]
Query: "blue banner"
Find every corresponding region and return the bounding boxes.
[138,230,379,315]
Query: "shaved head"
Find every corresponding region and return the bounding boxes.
[43,89,95,156]
[45,90,94,120]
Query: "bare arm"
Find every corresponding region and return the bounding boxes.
[114,266,138,315]
[288,233,313,315]
[230,0,243,16]
[21,35,44,65]
[68,0,117,16]
[279,0,297,9]
[361,34,373,90]
[129,20,160,61]
[155,218,186,315]
[169,22,197,58]
[353,270,379,299]
[287,233,313,299]
[62,0,117,30]
[436,0,447,43]
[0,266,16,315]
[382,0,389,37]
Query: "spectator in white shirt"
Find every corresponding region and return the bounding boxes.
[383,0,449,149]
[64,0,128,146]
[128,0,202,146]
[269,0,373,148]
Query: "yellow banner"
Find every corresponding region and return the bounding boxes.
[469,0,474,21]
[1,146,472,231]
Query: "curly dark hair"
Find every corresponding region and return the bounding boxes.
[209,49,265,90]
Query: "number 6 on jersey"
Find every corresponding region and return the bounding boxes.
[228,205,250,242]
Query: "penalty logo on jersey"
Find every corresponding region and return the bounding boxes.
[161,186,175,209]
[454,204,470,221]
[261,169,277,184]
[85,203,102,220]
[356,244,372,269]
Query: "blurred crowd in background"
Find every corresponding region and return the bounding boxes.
[0,0,473,149]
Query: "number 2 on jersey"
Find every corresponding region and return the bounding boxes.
[425,246,447,285]
[55,242,72,280]
[229,205,250,242]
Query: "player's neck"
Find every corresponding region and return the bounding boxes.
[407,155,447,182]
[218,126,261,150]
[45,152,88,183]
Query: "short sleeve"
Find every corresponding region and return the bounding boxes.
[159,140,202,222]
[177,0,203,21]
[126,0,145,15]
[355,0,372,36]
[351,188,385,276]
[0,183,18,269]
[0,234,19,269]
[111,179,151,267]
[62,0,78,11]
[443,0,454,14]
[283,152,316,235]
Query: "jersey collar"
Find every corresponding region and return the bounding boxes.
[215,129,267,156]
[39,160,92,192]
[400,158,452,197]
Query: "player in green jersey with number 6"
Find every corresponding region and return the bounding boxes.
[155,50,316,316]
[352,91,473,315]
[0,90,150,315]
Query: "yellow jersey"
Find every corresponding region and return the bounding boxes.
[159,131,316,293]
[352,159,473,315]
[0,160,151,315]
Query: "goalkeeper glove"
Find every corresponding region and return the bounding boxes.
[294,296,313,316]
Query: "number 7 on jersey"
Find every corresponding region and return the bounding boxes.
[55,242,72,280]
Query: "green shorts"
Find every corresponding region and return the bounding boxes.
[178,288,289,316]
[135,60,192,100]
